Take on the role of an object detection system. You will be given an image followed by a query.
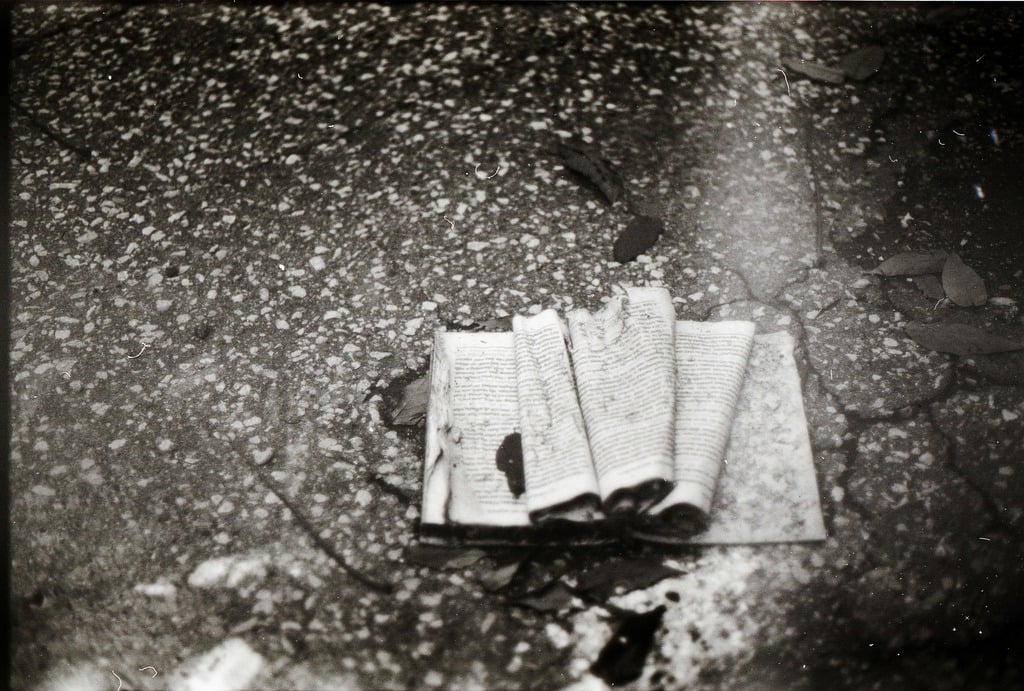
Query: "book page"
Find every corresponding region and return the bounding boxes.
[566,286,676,512]
[421,331,530,528]
[636,331,827,544]
[646,320,755,530]
[691,331,826,543]
[512,310,601,521]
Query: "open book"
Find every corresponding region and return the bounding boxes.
[420,286,825,545]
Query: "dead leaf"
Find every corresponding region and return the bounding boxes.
[555,141,624,205]
[782,56,845,84]
[505,553,570,598]
[575,559,681,601]
[404,544,488,570]
[464,315,512,331]
[905,322,1024,355]
[508,581,576,613]
[837,45,885,80]
[590,605,666,686]
[613,216,665,264]
[913,274,946,300]
[941,253,987,306]
[390,375,429,426]
[495,432,525,498]
[444,316,510,332]
[926,5,971,24]
[479,561,522,592]
[867,251,948,277]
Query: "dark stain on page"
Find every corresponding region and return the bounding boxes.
[495,432,525,498]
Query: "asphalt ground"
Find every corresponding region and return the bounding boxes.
[8,4,1024,690]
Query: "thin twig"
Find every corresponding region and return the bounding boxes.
[474,162,501,179]
[252,464,394,593]
[801,109,826,267]
[127,342,151,359]
[11,101,92,162]
[776,67,791,96]
[12,6,131,57]
[366,472,414,506]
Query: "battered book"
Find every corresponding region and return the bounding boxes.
[420,286,825,545]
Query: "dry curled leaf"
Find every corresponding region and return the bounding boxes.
[613,216,665,263]
[913,274,946,300]
[508,581,576,613]
[941,253,987,306]
[905,322,1024,355]
[554,141,624,205]
[590,605,666,686]
[868,251,948,277]
[389,375,429,426]
[575,559,681,601]
[837,45,885,80]
[926,5,971,24]
[782,56,845,84]
[479,561,522,592]
[462,316,512,332]
[404,544,488,570]
[505,554,570,598]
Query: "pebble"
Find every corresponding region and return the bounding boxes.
[165,638,266,691]
[133,579,178,599]
[253,448,274,465]
[188,554,268,589]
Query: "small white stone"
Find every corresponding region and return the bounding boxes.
[134,579,178,599]
[545,623,571,649]
[288,285,307,298]
[309,255,326,271]
[404,317,423,335]
[165,637,266,691]
[252,448,274,465]
[188,555,268,590]
[156,299,174,313]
